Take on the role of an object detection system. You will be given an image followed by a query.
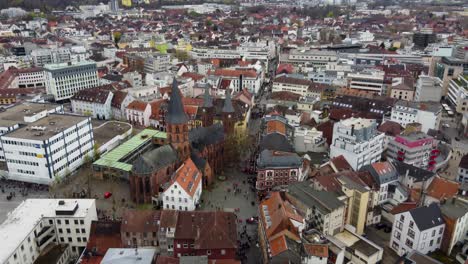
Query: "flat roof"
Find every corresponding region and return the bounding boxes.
[102,248,155,264]
[0,103,62,127]
[0,199,95,263]
[3,114,89,140]
[93,129,166,172]
[43,60,96,71]
[92,121,132,147]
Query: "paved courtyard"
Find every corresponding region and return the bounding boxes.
[0,180,49,223]
[199,168,260,263]
[365,224,399,264]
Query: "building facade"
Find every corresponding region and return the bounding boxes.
[44,61,99,101]
[330,118,385,170]
[390,204,445,256]
[1,114,94,184]
[0,199,97,264]
[390,100,442,133]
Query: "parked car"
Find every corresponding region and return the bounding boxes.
[375,223,386,230]
[246,217,259,224]
[104,192,112,199]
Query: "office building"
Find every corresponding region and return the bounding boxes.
[447,74,468,114]
[44,61,99,101]
[1,114,94,184]
[387,131,436,171]
[346,70,386,95]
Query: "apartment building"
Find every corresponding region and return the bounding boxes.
[347,70,386,95]
[1,114,94,184]
[458,154,468,183]
[390,203,445,256]
[286,182,346,236]
[387,131,436,171]
[330,118,385,170]
[433,56,465,95]
[31,48,71,67]
[144,53,171,73]
[71,87,114,120]
[121,209,159,248]
[44,61,99,101]
[390,100,442,133]
[162,158,202,211]
[211,69,262,94]
[447,74,468,114]
[360,161,399,205]
[0,199,97,264]
[440,198,468,255]
[293,126,327,153]
[414,75,443,102]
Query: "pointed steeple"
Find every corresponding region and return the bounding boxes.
[203,85,213,108]
[167,78,188,124]
[222,89,234,113]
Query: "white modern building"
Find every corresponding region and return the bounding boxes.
[414,75,443,102]
[272,75,313,96]
[1,114,94,184]
[447,74,468,115]
[44,61,99,101]
[347,70,386,95]
[71,88,114,120]
[279,49,337,70]
[390,203,445,256]
[293,127,327,153]
[0,199,97,264]
[144,53,171,73]
[330,118,385,170]
[12,67,46,88]
[389,100,442,133]
[162,158,202,211]
[31,48,71,67]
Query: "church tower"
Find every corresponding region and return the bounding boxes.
[201,85,214,127]
[167,79,190,160]
[222,89,235,135]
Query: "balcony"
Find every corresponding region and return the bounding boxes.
[36,234,55,251]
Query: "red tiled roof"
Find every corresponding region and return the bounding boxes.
[85,221,122,255]
[172,158,202,198]
[426,177,459,201]
[127,100,148,111]
[303,244,328,258]
[390,202,418,215]
[181,72,205,81]
[212,69,257,78]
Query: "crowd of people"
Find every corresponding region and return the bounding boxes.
[0,178,48,200]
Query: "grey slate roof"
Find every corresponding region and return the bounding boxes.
[408,203,444,231]
[392,160,435,183]
[222,89,234,113]
[287,182,344,214]
[440,198,468,219]
[132,145,178,175]
[257,149,302,169]
[359,162,398,186]
[189,123,224,151]
[259,133,294,152]
[167,78,189,124]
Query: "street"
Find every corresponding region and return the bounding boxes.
[365,224,400,264]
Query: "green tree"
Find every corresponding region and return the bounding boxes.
[93,143,100,160]
[113,31,122,44]
[326,11,334,18]
[174,49,189,61]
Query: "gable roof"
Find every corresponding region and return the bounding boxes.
[360,161,398,186]
[408,203,444,231]
[174,211,237,250]
[132,145,178,175]
[170,158,202,198]
[72,87,112,104]
[287,182,344,214]
[259,192,304,241]
[426,177,459,201]
[127,100,148,111]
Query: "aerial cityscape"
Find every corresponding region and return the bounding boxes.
[0,0,467,263]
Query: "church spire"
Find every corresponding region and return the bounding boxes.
[203,85,213,108]
[167,78,188,124]
[222,89,234,113]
